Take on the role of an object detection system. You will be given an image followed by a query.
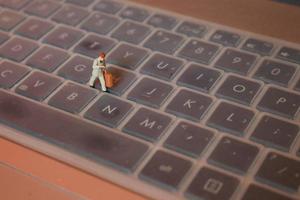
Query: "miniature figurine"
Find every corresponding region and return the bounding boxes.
[89,52,107,91]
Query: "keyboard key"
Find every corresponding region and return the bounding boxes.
[208,136,259,174]
[209,30,241,47]
[123,107,172,141]
[0,37,38,62]
[242,38,274,56]
[256,152,300,193]
[73,34,116,58]
[15,18,54,40]
[250,115,299,152]
[215,49,257,75]
[94,66,136,96]
[295,78,300,91]
[24,0,60,18]
[0,0,30,10]
[207,101,255,136]
[127,77,173,108]
[139,150,191,190]
[85,95,132,128]
[0,10,24,31]
[146,13,177,30]
[166,89,213,121]
[186,167,239,200]
[0,31,9,44]
[0,90,149,173]
[144,30,184,55]
[52,5,89,26]
[175,21,207,38]
[111,21,151,45]
[276,46,300,65]
[257,87,300,119]
[107,43,148,70]
[26,46,69,72]
[16,71,62,101]
[242,184,295,200]
[178,39,219,64]
[0,61,30,89]
[81,13,120,35]
[177,63,221,93]
[58,55,92,84]
[254,59,297,87]
[66,0,94,6]
[140,53,184,80]
[93,0,123,14]
[43,26,84,49]
[164,121,214,158]
[216,75,262,105]
[49,82,97,114]
[119,6,149,22]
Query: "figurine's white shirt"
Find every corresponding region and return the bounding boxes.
[92,57,105,77]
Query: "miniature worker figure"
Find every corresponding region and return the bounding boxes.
[89,52,107,92]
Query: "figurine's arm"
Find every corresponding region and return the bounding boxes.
[92,60,100,70]
[99,60,106,69]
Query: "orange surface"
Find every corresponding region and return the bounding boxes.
[0,138,148,200]
[0,162,83,200]
[1,1,300,200]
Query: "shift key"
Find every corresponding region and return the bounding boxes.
[0,90,149,173]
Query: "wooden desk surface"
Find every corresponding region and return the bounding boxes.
[132,0,300,44]
[1,1,299,200]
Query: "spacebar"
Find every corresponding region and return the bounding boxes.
[0,90,148,172]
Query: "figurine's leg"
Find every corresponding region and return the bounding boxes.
[88,75,97,87]
[99,75,107,92]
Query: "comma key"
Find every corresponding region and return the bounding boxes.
[257,87,300,119]
[164,121,214,158]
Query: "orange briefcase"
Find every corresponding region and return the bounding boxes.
[104,70,114,88]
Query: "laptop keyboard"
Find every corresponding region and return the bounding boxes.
[0,0,299,200]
